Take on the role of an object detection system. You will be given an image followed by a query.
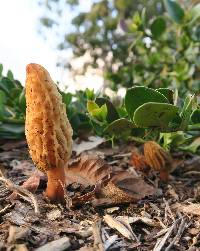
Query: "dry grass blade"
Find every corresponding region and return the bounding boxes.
[0,171,39,214]
[104,214,136,241]
[153,219,178,251]
[104,235,118,250]
[165,217,187,251]
[0,204,13,215]
[92,219,105,251]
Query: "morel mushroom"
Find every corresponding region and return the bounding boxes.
[25,63,73,203]
[144,141,173,182]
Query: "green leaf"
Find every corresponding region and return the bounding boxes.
[0,90,6,117]
[0,77,16,95]
[87,100,99,113]
[189,3,200,24]
[125,86,169,120]
[0,122,25,139]
[191,109,200,124]
[181,137,200,153]
[85,88,95,100]
[179,95,195,130]
[156,88,174,104]
[160,132,186,149]
[18,89,26,114]
[90,103,108,122]
[191,25,200,42]
[150,17,166,38]
[164,0,184,23]
[134,102,179,128]
[104,118,135,136]
[7,70,14,81]
[96,97,119,123]
[62,92,72,106]
[0,64,3,77]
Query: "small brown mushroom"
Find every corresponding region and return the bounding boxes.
[25,63,73,203]
[144,141,173,182]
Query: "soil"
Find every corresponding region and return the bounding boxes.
[0,139,200,251]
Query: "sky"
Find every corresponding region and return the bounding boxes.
[0,0,103,91]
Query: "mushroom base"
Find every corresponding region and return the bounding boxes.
[45,167,66,203]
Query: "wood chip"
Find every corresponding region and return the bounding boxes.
[116,216,157,227]
[35,237,71,251]
[47,209,61,220]
[92,219,104,251]
[104,214,137,241]
[177,203,200,216]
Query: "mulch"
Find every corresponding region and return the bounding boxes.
[0,139,200,251]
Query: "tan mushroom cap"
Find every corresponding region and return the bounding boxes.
[25,63,73,173]
[144,141,172,172]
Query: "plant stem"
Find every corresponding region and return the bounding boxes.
[187,124,200,131]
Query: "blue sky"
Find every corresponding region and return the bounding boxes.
[0,0,103,91]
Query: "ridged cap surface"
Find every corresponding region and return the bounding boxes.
[25,63,73,172]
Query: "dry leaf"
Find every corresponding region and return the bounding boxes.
[144,141,173,182]
[73,136,105,155]
[102,171,155,204]
[66,154,112,186]
[116,216,157,227]
[104,214,136,240]
[66,154,155,205]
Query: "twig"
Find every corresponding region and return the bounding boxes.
[93,219,105,251]
[0,203,13,215]
[153,219,179,251]
[164,198,175,223]
[165,217,187,251]
[104,235,118,251]
[0,172,39,214]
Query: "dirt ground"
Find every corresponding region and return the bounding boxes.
[0,139,200,251]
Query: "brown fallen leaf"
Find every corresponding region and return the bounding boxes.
[66,154,155,206]
[103,214,138,241]
[101,171,155,204]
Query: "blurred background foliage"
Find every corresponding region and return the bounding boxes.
[0,0,200,153]
[39,0,200,94]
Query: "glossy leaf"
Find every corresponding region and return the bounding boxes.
[0,122,25,139]
[156,88,174,104]
[7,70,14,81]
[164,0,184,23]
[134,102,179,128]
[0,64,3,76]
[90,104,108,122]
[181,137,200,153]
[179,95,195,130]
[104,118,135,136]
[62,92,72,106]
[87,100,99,113]
[125,86,169,120]
[189,3,200,24]
[96,97,119,123]
[191,109,200,124]
[150,17,166,38]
